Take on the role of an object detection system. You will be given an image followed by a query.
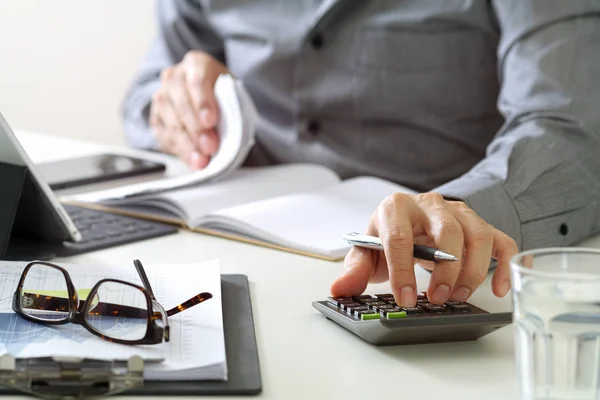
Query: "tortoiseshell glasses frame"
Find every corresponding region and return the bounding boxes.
[11,259,212,345]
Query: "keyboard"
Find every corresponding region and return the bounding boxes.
[56,205,178,256]
[312,292,512,346]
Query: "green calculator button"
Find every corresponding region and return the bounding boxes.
[387,311,407,319]
[361,313,381,320]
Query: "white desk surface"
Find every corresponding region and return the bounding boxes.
[8,130,600,400]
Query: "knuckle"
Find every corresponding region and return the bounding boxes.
[454,201,472,213]
[438,219,463,240]
[380,192,406,210]
[160,67,174,82]
[183,50,205,63]
[468,224,494,245]
[152,90,165,104]
[418,192,445,205]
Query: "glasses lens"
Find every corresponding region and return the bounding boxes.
[20,263,70,322]
[84,281,149,341]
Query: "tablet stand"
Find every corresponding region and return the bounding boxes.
[0,162,56,261]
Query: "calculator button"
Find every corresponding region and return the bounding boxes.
[387,301,398,307]
[361,312,381,320]
[422,303,447,313]
[364,298,384,304]
[375,293,395,300]
[448,304,471,312]
[352,295,372,301]
[341,302,362,310]
[367,301,387,308]
[352,306,371,316]
[386,311,407,319]
[376,304,395,311]
[379,307,401,316]
[417,292,427,300]
[445,300,462,305]
[327,297,354,307]
[417,298,429,304]
[402,307,424,315]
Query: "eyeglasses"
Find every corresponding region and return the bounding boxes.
[11,260,212,345]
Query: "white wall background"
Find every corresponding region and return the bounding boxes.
[0,0,156,146]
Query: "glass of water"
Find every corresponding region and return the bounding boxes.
[511,247,600,400]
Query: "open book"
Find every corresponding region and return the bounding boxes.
[66,164,416,260]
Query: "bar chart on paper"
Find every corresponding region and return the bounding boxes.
[0,260,228,380]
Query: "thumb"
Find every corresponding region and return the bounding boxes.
[330,248,376,297]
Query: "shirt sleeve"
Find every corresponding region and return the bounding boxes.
[434,0,600,251]
[121,0,225,150]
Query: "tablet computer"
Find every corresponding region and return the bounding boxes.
[0,112,81,244]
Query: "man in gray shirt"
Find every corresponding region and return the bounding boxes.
[122,0,600,307]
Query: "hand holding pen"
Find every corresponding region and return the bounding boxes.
[330,193,519,308]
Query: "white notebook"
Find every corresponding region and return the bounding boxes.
[66,164,416,260]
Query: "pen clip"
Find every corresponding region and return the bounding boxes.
[342,232,383,249]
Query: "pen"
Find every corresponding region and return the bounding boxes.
[342,232,459,262]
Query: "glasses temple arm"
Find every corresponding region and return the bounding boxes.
[133,259,156,300]
[163,292,213,317]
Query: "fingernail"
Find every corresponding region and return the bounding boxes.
[399,286,415,307]
[190,151,201,168]
[200,108,212,125]
[198,133,217,155]
[452,286,471,302]
[499,280,511,296]
[431,284,450,304]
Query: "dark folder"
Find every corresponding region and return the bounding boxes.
[0,274,262,396]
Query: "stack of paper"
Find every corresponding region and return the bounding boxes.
[0,259,227,381]
[68,73,257,203]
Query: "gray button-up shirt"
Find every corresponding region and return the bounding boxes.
[122,0,600,251]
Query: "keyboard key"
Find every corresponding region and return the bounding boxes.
[402,307,423,315]
[422,303,447,313]
[448,304,471,312]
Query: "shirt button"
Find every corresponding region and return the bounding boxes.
[307,120,320,135]
[310,33,324,49]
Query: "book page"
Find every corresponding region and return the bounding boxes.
[199,176,416,258]
[155,164,339,224]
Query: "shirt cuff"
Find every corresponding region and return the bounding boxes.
[433,173,523,250]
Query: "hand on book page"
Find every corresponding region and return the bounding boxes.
[65,74,257,204]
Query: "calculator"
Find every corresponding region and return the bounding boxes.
[312,292,512,345]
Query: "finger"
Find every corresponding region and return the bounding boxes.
[490,228,519,298]
[170,128,210,169]
[152,89,181,133]
[377,195,421,308]
[331,215,388,296]
[183,54,221,126]
[448,205,494,302]
[417,194,465,305]
[164,68,202,143]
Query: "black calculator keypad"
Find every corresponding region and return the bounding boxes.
[326,292,473,320]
